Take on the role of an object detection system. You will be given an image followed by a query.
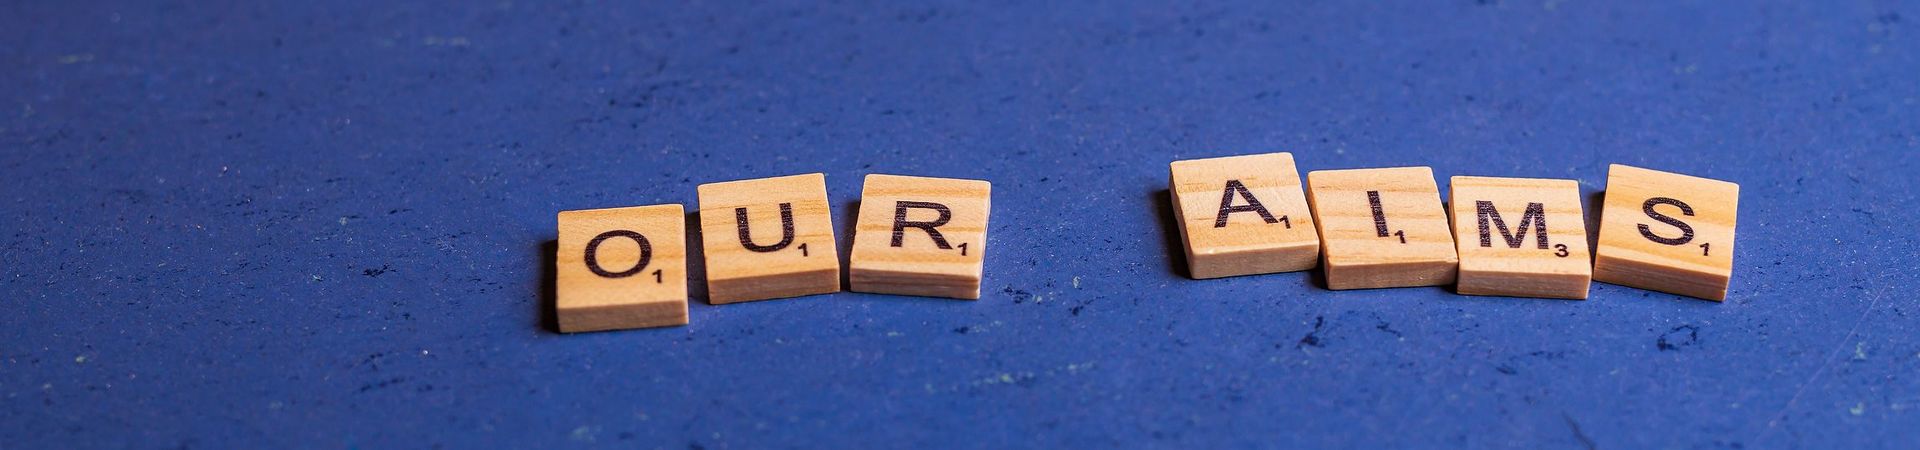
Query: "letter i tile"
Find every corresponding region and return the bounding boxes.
[1306,167,1457,290]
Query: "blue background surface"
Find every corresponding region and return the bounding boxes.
[5,0,1918,448]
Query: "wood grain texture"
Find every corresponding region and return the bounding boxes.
[1449,176,1592,299]
[1593,164,1740,300]
[1306,167,1457,290]
[848,174,991,299]
[555,204,688,332]
[696,173,841,304]
[1170,152,1319,279]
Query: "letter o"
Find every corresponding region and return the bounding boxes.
[584,230,652,278]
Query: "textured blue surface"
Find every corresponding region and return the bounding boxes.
[5,0,1919,448]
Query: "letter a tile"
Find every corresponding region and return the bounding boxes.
[1170,152,1320,279]
[696,173,841,304]
[1306,167,1458,290]
[556,204,688,332]
[1449,176,1592,299]
[1593,165,1740,300]
[849,174,991,299]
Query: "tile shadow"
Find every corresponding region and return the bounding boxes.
[685,211,711,304]
[1585,190,1605,266]
[1149,189,1189,278]
[538,240,560,334]
[837,199,860,291]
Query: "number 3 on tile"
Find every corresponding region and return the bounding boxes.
[1553,243,1569,258]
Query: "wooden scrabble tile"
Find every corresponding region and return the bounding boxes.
[1449,176,1592,299]
[555,204,688,332]
[1170,152,1320,279]
[696,173,841,304]
[1593,165,1740,300]
[1305,167,1458,290]
[848,174,991,299]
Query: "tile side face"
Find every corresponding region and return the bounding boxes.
[1169,152,1320,279]
[555,204,689,332]
[1306,167,1458,290]
[1593,165,1740,300]
[849,174,991,299]
[696,173,841,304]
[1449,176,1592,299]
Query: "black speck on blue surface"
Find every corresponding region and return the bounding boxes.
[1658,324,1702,351]
[2,0,1918,448]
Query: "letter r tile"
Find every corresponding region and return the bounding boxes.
[696,173,841,304]
[849,174,991,299]
[1593,165,1739,301]
[1449,176,1592,299]
[1169,152,1320,279]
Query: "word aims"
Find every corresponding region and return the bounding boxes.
[849,174,993,299]
[1306,167,1458,290]
[1170,152,1321,279]
[697,173,842,304]
[1450,176,1593,300]
[1594,165,1741,300]
[554,204,689,332]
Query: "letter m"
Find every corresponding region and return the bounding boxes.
[1475,201,1548,249]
